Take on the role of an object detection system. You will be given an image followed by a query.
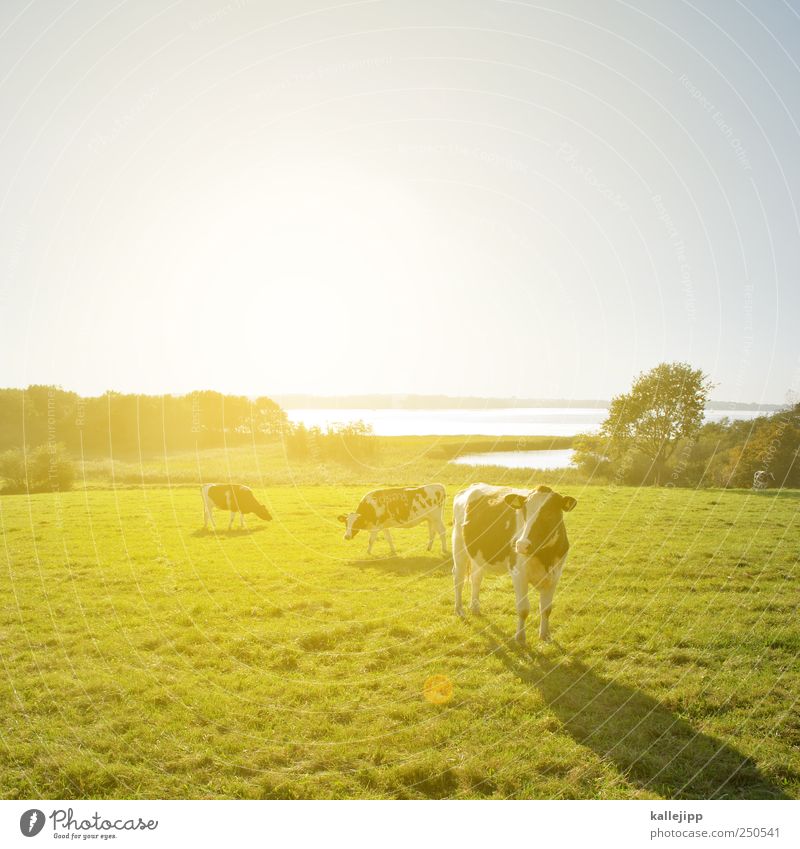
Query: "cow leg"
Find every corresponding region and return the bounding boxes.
[452,528,469,618]
[426,520,436,551]
[434,515,448,553]
[384,528,397,557]
[470,564,484,615]
[367,531,378,554]
[228,511,235,531]
[202,489,214,529]
[240,512,245,529]
[539,559,566,642]
[538,583,557,642]
[511,566,530,646]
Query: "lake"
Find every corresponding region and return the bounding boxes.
[452,448,575,470]
[286,407,771,437]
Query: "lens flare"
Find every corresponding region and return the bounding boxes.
[423,674,454,705]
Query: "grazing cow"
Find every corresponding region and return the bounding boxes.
[338,484,447,556]
[452,483,577,645]
[753,470,775,490]
[202,484,272,530]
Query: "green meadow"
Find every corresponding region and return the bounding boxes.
[0,442,798,799]
[75,434,578,488]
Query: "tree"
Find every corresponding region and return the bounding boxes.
[600,362,712,485]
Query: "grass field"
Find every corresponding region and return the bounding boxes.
[1,468,798,799]
[76,435,579,488]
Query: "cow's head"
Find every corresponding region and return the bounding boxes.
[255,502,273,521]
[504,486,577,558]
[337,512,367,540]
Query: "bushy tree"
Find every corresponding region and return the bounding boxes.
[597,362,712,485]
[0,448,27,492]
[570,433,611,481]
[0,443,75,493]
[28,443,76,492]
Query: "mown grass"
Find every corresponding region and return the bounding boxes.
[0,470,797,799]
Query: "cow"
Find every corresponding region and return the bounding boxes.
[338,484,447,556]
[452,483,577,645]
[201,483,272,530]
[753,470,775,490]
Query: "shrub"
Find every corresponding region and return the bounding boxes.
[28,443,76,492]
[571,433,611,480]
[283,423,310,461]
[0,449,27,492]
[318,421,379,465]
[283,421,379,466]
[0,443,76,494]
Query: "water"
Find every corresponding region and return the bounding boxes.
[287,407,772,437]
[453,449,575,470]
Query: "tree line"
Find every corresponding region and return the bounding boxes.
[0,386,381,493]
[0,386,288,456]
[1,371,796,493]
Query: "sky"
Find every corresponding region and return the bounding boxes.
[1,0,799,404]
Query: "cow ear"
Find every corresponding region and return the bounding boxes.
[504,493,526,510]
[337,514,347,523]
[560,495,577,512]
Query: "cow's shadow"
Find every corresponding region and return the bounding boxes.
[474,619,788,799]
[348,554,452,577]
[189,525,270,538]
[716,489,800,501]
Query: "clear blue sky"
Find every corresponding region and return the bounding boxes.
[1,0,798,403]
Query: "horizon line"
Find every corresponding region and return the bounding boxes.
[1,385,788,409]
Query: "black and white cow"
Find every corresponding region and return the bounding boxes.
[452,483,577,645]
[753,470,775,490]
[201,484,272,530]
[338,484,447,556]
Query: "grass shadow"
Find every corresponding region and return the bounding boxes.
[348,554,453,577]
[474,618,788,799]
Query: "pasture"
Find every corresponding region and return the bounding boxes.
[0,478,798,799]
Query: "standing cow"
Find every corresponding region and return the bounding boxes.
[338,484,447,556]
[452,483,577,645]
[202,483,272,530]
[753,470,775,490]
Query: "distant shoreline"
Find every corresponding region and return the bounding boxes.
[276,394,784,412]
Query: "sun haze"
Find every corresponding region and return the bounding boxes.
[1,1,798,403]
